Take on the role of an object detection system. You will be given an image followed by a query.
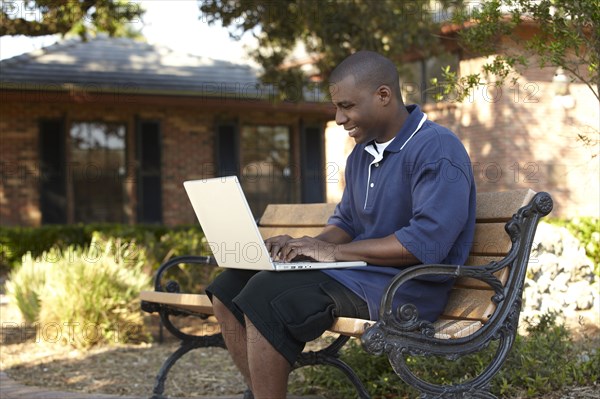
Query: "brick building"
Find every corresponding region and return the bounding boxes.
[1,36,598,226]
[0,36,333,226]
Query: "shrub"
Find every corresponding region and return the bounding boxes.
[293,312,600,398]
[0,224,166,272]
[5,251,48,323]
[495,312,599,397]
[6,233,151,348]
[548,216,600,275]
[0,224,208,278]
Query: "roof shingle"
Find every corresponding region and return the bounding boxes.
[0,35,264,98]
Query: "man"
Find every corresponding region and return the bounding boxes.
[206,51,476,398]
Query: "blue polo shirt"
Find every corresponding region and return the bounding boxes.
[324,105,476,321]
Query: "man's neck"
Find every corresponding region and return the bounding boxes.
[377,105,409,143]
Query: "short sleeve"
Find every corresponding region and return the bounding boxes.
[395,157,473,264]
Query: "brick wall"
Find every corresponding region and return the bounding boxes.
[0,93,330,226]
[438,56,599,218]
[1,102,53,226]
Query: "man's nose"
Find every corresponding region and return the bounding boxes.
[335,109,348,125]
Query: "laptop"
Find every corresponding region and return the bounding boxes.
[183,176,367,271]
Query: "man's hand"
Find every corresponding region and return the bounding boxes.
[264,235,294,261]
[265,234,339,263]
[278,236,338,263]
[265,228,418,266]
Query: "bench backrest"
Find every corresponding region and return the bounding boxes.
[258,189,536,325]
[258,203,338,238]
[442,189,535,323]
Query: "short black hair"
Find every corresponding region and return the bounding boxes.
[329,51,401,99]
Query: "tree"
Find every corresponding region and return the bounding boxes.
[439,0,599,102]
[198,0,457,100]
[0,0,144,39]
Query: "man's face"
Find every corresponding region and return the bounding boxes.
[329,75,383,144]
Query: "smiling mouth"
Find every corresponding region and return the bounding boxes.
[346,127,358,136]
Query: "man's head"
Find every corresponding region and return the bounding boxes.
[329,51,402,100]
[329,51,406,144]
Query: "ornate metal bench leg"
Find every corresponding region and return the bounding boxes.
[318,355,371,399]
[419,390,496,399]
[384,334,512,399]
[295,336,371,399]
[150,339,210,399]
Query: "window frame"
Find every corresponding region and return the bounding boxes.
[66,120,129,224]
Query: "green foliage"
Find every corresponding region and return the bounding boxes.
[6,234,151,348]
[5,251,47,323]
[547,217,600,275]
[0,224,213,296]
[500,312,600,394]
[0,224,206,273]
[294,312,600,398]
[199,0,456,100]
[0,0,144,39]
[441,0,600,101]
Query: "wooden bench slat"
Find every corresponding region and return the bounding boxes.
[455,271,507,290]
[259,189,534,227]
[441,288,497,322]
[141,291,214,315]
[432,319,484,339]
[328,318,484,340]
[464,255,505,266]
[329,317,375,337]
[470,223,512,256]
[475,189,535,222]
[476,189,535,222]
[259,203,337,226]
[259,227,325,240]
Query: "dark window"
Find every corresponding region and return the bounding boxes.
[402,52,460,104]
[69,122,126,223]
[216,123,239,177]
[240,125,295,216]
[39,120,67,224]
[301,125,325,203]
[137,120,162,224]
[216,121,324,215]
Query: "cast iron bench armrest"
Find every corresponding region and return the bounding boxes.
[153,255,217,292]
[361,261,521,398]
[362,263,504,356]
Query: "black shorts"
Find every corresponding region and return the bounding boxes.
[205,269,370,365]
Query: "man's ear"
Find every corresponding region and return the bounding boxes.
[376,85,392,106]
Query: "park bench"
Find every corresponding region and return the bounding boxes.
[140,189,553,399]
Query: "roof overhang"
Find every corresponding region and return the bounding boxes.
[0,86,335,117]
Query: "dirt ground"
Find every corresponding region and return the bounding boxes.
[0,295,312,397]
[1,294,598,399]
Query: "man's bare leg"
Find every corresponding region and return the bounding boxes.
[212,297,252,388]
[245,315,291,399]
